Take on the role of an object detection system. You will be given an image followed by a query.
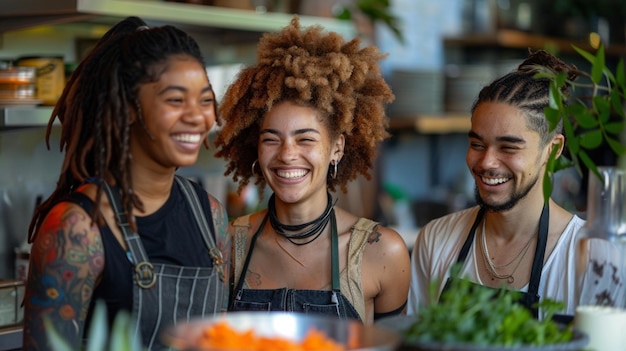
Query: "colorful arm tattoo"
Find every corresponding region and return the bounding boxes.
[22,202,104,351]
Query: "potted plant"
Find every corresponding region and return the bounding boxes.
[533,35,626,200]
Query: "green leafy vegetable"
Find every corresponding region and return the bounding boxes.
[404,270,573,347]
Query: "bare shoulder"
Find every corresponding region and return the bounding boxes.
[228,210,269,243]
[363,224,410,256]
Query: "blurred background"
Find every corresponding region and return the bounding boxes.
[0,0,625,284]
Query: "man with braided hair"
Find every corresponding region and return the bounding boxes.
[408,50,585,319]
[214,17,410,324]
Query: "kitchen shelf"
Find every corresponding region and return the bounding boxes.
[0,106,57,128]
[388,114,471,134]
[0,0,355,37]
[444,29,626,57]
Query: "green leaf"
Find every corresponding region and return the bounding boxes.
[572,45,596,64]
[86,301,108,351]
[604,121,625,135]
[543,107,561,131]
[606,136,626,155]
[594,96,611,123]
[611,89,625,119]
[566,104,597,128]
[591,44,606,85]
[44,317,73,351]
[579,150,600,180]
[579,130,603,149]
[548,83,563,110]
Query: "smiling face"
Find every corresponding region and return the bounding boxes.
[258,101,344,207]
[130,54,216,170]
[466,102,557,212]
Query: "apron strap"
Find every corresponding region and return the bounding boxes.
[175,176,225,282]
[102,182,156,289]
[456,208,486,263]
[528,203,549,296]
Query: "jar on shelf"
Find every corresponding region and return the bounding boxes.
[574,166,626,351]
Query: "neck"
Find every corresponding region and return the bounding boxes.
[271,190,332,225]
[128,166,176,215]
[484,198,549,242]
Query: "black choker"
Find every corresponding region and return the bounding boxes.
[268,192,335,246]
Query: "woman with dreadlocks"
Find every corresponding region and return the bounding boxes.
[23,17,229,350]
[214,17,410,325]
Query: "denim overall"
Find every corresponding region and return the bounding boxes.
[230,211,362,321]
[445,204,549,318]
[103,176,226,350]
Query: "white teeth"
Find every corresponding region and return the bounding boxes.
[173,134,201,143]
[276,169,307,179]
[482,177,509,185]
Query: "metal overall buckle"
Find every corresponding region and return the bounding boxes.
[135,261,157,289]
[209,247,225,283]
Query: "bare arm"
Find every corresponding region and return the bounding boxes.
[208,194,231,312]
[22,202,104,351]
[364,226,411,322]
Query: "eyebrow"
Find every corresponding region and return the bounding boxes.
[259,128,321,136]
[158,85,214,95]
[468,130,526,144]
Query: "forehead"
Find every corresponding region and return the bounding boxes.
[470,102,537,142]
[261,101,325,130]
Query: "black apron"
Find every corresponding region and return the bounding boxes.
[103,176,226,350]
[445,204,549,318]
[230,210,362,322]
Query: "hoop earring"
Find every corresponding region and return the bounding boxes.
[251,160,258,175]
[331,160,338,179]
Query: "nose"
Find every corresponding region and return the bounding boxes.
[277,140,297,162]
[184,101,215,128]
[478,147,500,169]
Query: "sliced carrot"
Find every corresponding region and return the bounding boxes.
[195,321,346,351]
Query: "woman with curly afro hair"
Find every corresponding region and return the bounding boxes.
[214,17,410,324]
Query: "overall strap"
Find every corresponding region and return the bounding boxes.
[233,214,269,297]
[330,210,340,291]
[175,176,225,282]
[102,182,156,289]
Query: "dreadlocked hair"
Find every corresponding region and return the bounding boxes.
[28,16,208,242]
[214,17,394,195]
[472,49,578,146]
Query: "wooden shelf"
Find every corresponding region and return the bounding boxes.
[444,29,626,57]
[388,114,471,134]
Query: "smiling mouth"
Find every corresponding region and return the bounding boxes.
[173,133,202,143]
[276,169,308,179]
[481,176,510,185]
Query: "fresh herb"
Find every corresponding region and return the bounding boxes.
[404,270,573,347]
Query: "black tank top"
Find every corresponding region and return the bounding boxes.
[66,180,214,331]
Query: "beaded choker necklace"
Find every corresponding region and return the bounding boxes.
[268,192,335,246]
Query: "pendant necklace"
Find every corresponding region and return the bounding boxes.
[481,219,534,284]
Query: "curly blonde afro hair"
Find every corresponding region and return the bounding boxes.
[214,17,394,194]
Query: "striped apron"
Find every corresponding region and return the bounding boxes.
[103,176,226,350]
